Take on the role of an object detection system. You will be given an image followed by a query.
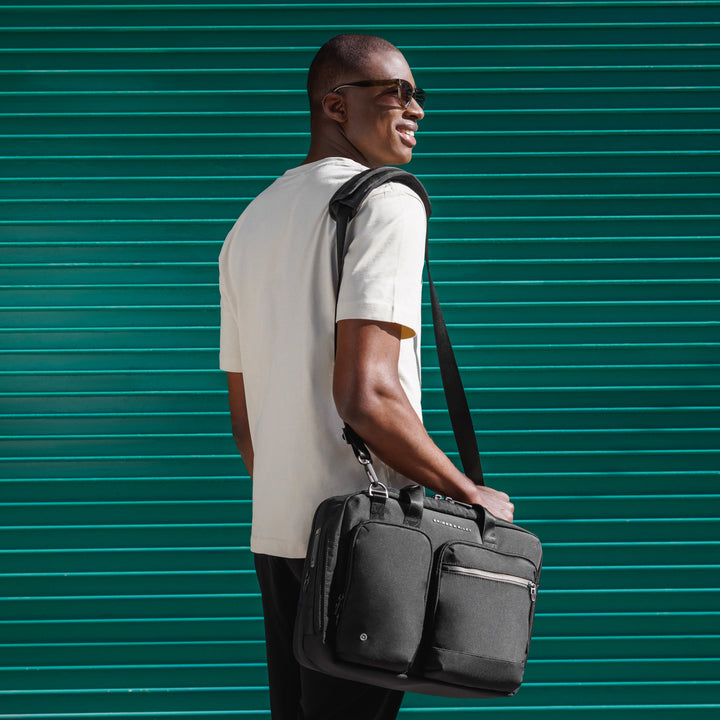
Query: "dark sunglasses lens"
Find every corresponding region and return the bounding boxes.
[399,80,425,109]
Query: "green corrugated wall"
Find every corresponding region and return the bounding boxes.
[1,0,718,717]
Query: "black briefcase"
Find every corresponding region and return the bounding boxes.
[293,482,541,698]
[293,168,542,698]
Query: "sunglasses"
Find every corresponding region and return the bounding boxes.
[330,78,426,109]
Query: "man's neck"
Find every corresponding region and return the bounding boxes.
[301,127,373,167]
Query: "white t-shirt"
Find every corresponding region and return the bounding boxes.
[219,157,427,558]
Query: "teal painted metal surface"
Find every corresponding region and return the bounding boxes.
[1,0,719,717]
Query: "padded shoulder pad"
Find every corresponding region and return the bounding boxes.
[330,167,432,222]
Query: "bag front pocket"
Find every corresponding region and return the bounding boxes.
[421,541,538,693]
[333,521,432,673]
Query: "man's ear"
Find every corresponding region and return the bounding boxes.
[321,92,347,123]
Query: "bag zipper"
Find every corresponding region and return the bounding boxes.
[307,526,326,632]
[446,565,537,600]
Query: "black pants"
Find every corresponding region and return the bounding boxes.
[254,553,404,720]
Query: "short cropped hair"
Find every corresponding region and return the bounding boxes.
[307,34,400,112]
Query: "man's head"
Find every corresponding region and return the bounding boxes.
[305,34,425,168]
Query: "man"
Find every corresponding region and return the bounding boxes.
[219,34,514,720]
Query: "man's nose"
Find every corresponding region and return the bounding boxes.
[405,98,424,121]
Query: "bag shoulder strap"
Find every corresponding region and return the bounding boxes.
[330,166,431,291]
[330,167,485,486]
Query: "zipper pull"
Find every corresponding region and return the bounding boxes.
[445,496,473,509]
[530,583,537,601]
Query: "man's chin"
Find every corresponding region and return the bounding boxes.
[368,155,413,168]
[389,148,414,166]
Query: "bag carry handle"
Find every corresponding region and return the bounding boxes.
[474,504,498,547]
[401,484,497,546]
[331,167,485,487]
[399,485,424,528]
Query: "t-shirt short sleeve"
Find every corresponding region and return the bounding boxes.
[336,183,427,338]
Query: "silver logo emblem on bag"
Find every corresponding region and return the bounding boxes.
[433,518,472,533]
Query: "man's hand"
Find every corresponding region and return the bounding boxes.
[468,485,514,523]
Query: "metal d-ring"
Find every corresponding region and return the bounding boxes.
[358,457,389,498]
[368,479,389,498]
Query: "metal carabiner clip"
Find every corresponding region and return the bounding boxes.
[358,457,389,498]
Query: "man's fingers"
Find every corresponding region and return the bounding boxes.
[475,486,514,522]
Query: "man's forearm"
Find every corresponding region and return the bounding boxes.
[338,386,479,504]
[227,371,254,479]
[232,434,254,478]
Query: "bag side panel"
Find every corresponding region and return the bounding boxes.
[294,495,350,661]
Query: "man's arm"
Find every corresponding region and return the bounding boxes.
[333,319,514,522]
[226,371,254,478]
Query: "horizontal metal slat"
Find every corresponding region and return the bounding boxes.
[0,470,714,501]
[1,659,712,693]
[3,192,720,223]
[0,536,715,571]
[3,405,718,436]
[0,546,254,574]
[1,343,718,370]
[3,66,720,93]
[3,108,720,136]
[1,367,718,395]
[4,237,720,262]
[5,17,720,29]
[0,518,704,555]
[3,153,716,179]
[6,132,719,159]
[2,304,717,332]
[0,523,252,550]
[0,684,267,715]
[0,562,716,593]
[3,3,720,27]
[3,89,720,116]
[4,279,718,306]
[0,639,265,667]
[1,172,719,200]
[0,454,250,481]
[4,214,720,240]
[0,595,263,623]
[3,258,720,284]
[0,677,717,715]
[0,499,251,525]
[0,663,269,691]
[3,319,718,350]
[0,493,717,525]
[2,385,717,417]
[2,425,718,458]
[3,42,719,73]
[2,449,717,479]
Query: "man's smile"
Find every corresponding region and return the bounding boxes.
[397,123,417,147]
